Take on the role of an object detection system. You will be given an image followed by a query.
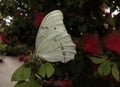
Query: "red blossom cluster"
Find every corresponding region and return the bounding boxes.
[18,49,31,63]
[82,33,102,56]
[33,10,45,28]
[53,79,70,87]
[45,78,70,87]
[0,32,8,44]
[103,30,120,55]
[79,30,120,56]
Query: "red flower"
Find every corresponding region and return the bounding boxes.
[0,32,7,44]
[54,79,70,87]
[23,57,29,63]
[64,80,70,87]
[54,79,65,87]
[82,33,102,56]
[33,10,45,28]
[18,55,25,62]
[18,54,29,63]
[103,30,120,55]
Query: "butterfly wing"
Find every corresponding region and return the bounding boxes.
[35,10,76,63]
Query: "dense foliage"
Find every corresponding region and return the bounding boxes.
[1,0,120,87]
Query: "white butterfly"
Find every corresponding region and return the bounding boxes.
[35,10,76,63]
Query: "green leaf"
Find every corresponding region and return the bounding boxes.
[29,78,43,87]
[14,79,43,87]
[45,63,55,78]
[112,64,119,81]
[98,60,112,76]
[11,64,31,81]
[38,65,46,78]
[90,57,106,64]
[38,63,55,78]
[98,62,106,76]
[103,61,111,76]
[14,81,30,87]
